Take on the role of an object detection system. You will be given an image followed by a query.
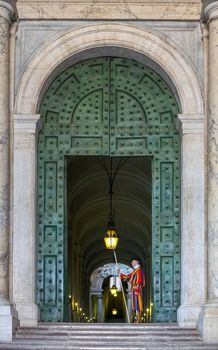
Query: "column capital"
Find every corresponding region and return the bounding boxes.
[91,290,103,298]
[202,1,218,22]
[176,114,205,134]
[14,114,41,134]
[0,1,16,22]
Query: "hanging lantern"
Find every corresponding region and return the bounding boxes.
[112,308,118,316]
[104,229,119,250]
[109,276,121,292]
[110,284,118,295]
[97,157,124,251]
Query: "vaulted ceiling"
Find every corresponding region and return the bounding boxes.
[67,156,151,277]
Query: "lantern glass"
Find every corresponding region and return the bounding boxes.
[104,229,119,250]
[112,308,118,315]
[110,284,118,295]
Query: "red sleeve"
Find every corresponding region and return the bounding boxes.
[135,269,143,286]
[120,273,132,280]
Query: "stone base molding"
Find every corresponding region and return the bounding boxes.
[198,304,218,343]
[0,303,19,342]
[15,302,38,327]
[177,304,203,328]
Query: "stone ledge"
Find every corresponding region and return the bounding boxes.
[16,1,202,20]
[14,114,41,134]
[177,114,205,134]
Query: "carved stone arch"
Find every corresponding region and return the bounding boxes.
[12,22,206,328]
[90,263,132,290]
[15,23,203,115]
[90,263,132,322]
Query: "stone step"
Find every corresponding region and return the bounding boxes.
[0,344,218,350]
[18,326,199,330]
[17,330,199,334]
[16,328,200,334]
[15,333,201,340]
[18,326,200,334]
[0,323,217,350]
[14,331,202,338]
[13,339,204,345]
[35,323,191,328]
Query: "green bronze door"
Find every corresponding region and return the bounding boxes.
[38,57,180,322]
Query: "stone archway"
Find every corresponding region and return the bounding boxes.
[12,23,205,328]
[37,56,180,322]
[90,263,132,322]
[14,23,203,115]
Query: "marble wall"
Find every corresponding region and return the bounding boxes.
[1,0,218,345]
[15,21,203,92]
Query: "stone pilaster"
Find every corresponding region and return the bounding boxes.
[13,114,41,327]
[97,293,103,323]
[0,0,13,304]
[127,290,132,322]
[0,0,18,342]
[176,114,206,327]
[201,1,218,343]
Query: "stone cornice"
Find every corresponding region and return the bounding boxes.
[176,114,205,134]
[0,0,16,21]
[16,0,201,20]
[14,114,41,134]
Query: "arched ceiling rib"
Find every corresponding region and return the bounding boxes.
[69,196,151,239]
[67,156,152,277]
[77,215,150,248]
[86,243,149,278]
[68,170,151,206]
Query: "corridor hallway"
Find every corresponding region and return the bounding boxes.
[66,156,151,322]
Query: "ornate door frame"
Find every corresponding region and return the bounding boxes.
[37,57,180,322]
[12,23,205,328]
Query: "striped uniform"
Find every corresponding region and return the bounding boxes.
[120,267,145,312]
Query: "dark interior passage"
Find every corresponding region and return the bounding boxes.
[66,156,152,322]
[38,56,181,323]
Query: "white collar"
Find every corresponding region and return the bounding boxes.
[133,264,140,270]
